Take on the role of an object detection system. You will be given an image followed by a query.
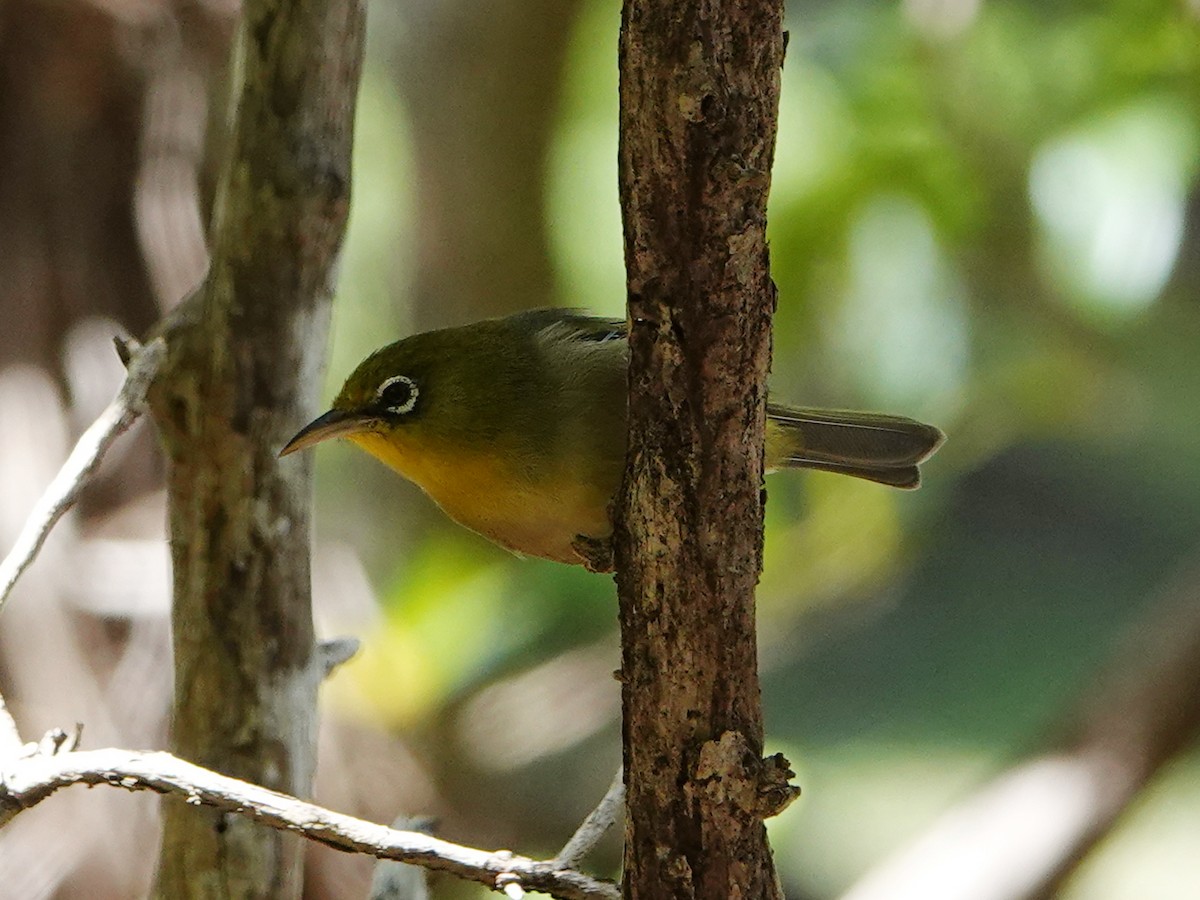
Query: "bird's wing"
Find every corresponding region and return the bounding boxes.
[518,308,628,346]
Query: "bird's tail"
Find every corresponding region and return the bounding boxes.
[765,406,945,489]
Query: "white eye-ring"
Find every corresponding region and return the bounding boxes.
[376,375,419,415]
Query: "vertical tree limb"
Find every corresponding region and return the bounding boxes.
[615,2,789,898]
[0,339,164,615]
[146,1,365,896]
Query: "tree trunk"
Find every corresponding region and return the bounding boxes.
[147,1,365,897]
[615,2,790,899]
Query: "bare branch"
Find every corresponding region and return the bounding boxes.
[553,767,624,869]
[0,748,618,900]
[368,816,435,900]
[0,338,166,615]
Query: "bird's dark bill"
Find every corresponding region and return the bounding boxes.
[279,409,375,457]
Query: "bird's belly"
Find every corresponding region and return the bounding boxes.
[438,477,613,564]
[349,433,611,564]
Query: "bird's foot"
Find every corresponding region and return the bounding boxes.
[571,534,614,573]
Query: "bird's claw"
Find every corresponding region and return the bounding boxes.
[571,535,614,573]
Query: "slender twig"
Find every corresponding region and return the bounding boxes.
[0,747,619,900]
[368,816,435,900]
[0,338,166,615]
[554,767,624,869]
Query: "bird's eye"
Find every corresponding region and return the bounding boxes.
[376,375,418,415]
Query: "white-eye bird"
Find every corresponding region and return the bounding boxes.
[280,309,944,568]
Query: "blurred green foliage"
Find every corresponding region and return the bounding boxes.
[318,0,1200,896]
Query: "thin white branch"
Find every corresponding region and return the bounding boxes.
[368,816,435,900]
[0,338,166,615]
[0,747,618,900]
[553,767,624,869]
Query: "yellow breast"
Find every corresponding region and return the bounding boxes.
[348,431,611,564]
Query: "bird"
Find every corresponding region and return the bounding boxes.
[280,309,944,569]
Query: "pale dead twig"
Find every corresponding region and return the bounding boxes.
[0,747,619,900]
[0,338,166,616]
[554,767,624,869]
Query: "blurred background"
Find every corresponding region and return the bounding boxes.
[1,0,1199,897]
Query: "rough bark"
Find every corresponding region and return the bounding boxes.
[614,2,790,899]
[146,1,365,896]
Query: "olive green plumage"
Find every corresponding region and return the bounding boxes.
[281,309,943,566]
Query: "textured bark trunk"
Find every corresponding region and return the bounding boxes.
[614,2,791,898]
[147,2,365,897]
